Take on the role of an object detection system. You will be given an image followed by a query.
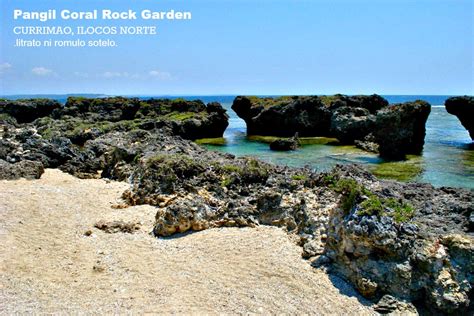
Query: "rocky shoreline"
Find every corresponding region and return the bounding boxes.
[1,97,473,314]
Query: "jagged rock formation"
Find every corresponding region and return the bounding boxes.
[0,96,472,314]
[0,99,61,123]
[232,95,431,160]
[324,165,473,314]
[445,96,474,140]
[55,97,229,141]
[373,100,431,159]
[0,97,229,178]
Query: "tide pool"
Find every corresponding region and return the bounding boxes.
[201,99,473,189]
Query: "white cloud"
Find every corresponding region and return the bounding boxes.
[102,71,130,78]
[0,62,12,74]
[149,70,172,80]
[97,70,172,80]
[32,66,53,76]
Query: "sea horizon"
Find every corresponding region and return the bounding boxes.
[1,94,468,106]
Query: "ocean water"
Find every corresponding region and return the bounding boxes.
[4,94,473,189]
[194,95,473,189]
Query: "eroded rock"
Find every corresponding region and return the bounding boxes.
[445,96,474,140]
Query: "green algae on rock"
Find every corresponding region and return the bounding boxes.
[247,135,339,146]
[370,157,423,182]
[195,137,227,146]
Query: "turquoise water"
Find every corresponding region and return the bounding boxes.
[198,96,473,189]
[5,94,472,189]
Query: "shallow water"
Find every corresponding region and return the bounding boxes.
[202,99,473,189]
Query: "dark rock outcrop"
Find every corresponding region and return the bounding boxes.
[445,96,474,140]
[53,97,230,141]
[373,101,431,160]
[232,95,431,160]
[0,97,228,179]
[0,159,44,179]
[231,94,387,137]
[330,106,375,144]
[0,99,61,123]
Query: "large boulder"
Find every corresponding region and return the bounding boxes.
[0,99,61,123]
[232,95,331,136]
[231,94,387,137]
[269,138,299,151]
[374,101,431,160]
[170,102,230,139]
[445,96,474,140]
[0,159,44,180]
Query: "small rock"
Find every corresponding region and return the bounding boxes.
[310,255,331,268]
[94,220,141,233]
[93,261,106,273]
[269,134,300,151]
[374,295,417,315]
[355,278,378,298]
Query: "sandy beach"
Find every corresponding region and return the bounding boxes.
[0,169,373,314]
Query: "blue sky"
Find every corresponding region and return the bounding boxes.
[0,0,472,95]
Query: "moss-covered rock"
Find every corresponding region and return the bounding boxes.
[24,96,230,142]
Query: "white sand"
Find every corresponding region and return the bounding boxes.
[0,169,373,314]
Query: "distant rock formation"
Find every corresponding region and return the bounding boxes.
[232,95,431,160]
[445,96,474,140]
[0,98,61,123]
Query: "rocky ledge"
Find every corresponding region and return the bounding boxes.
[1,97,473,314]
[0,97,229,145]
[232,95,431,160]
[445,96,474,140]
